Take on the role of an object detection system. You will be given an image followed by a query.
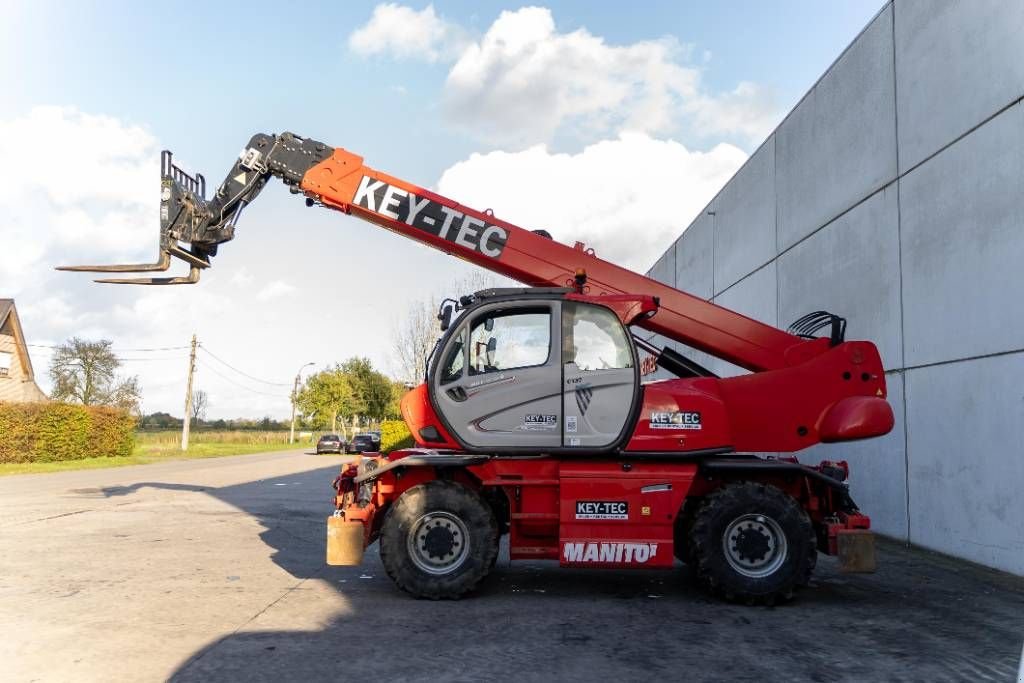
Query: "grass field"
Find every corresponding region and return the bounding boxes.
[0,430,324,476]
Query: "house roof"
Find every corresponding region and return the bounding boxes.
[0,298,36,380]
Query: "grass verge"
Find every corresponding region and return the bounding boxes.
[0,434,320,476]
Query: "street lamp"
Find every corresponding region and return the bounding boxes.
[290,361,315,444]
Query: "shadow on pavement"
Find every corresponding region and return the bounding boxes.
[98,465,1024,682]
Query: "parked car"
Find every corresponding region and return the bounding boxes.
[347,433,377,454]
[315,434,345,454]
[368,430,381,450]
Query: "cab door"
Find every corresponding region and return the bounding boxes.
[561,301,639,449]
[431,302,562,450]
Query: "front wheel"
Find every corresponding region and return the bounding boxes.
[379,480,499,599]
[689,481,816,604]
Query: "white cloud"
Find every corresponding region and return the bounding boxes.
[0,107,300,419]
[255,280,297,301]
[230,267,255,287]
[0,106,159,281]
[689,81,779,142]
[348,3,470,63]
[348,5,779,147]
[436,132,746,271]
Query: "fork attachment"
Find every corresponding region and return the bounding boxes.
[57,133,334,284]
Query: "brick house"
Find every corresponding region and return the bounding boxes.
[0,299,47,403]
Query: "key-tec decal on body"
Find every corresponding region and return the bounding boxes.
[353,176,508,258]
[575,501,628,520]
[650,411,702,430]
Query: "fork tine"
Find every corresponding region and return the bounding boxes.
[56,251,172,273]
[94,266,201,285]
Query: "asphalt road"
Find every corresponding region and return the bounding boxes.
[1,450,1022,682]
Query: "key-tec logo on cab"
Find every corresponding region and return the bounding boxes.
[353,176,508,258]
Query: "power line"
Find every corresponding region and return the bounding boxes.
[24,342,190,352]
[197,344,292,386]
[194,359,288,398]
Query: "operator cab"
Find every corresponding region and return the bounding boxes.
[428,289,643,453]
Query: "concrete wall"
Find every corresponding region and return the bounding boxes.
[646,0,1024,575]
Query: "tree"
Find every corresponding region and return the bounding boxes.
[393,294,440,384]
[296,366,361,434]
[191,390,208,425]
[49,338,141,413]
[388,379,410,420]
[341,357,393,422]
[391,270,505,383]
[141,412,181,429]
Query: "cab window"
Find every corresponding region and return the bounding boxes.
[469,310,551,374]
[562,302,633,371]
[439,328,466,384]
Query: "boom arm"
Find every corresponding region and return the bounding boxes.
[60,132,816,372]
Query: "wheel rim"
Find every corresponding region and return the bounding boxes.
[406,511,471,576]
[722,513,788,579]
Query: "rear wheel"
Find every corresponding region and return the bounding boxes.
[689,481,816,604]
[379,480,499,599]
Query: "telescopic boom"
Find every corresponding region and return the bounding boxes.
[60,131,830,372]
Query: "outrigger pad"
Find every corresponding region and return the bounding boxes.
[836,529,876,573]
[326,517,365,566]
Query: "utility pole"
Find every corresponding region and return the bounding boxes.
[181,334,197,451]
[290,361,315,444]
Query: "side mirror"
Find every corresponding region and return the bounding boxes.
[439,303,454,331]
[484,317,494,332]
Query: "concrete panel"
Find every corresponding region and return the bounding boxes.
[894,0,1024,172]
[778,185,903,370]
[711,262,777,377]
[776,5,898,251]
[799,371,908,540]
[674,212,714,300]
[713,137,777,292]
[647,246,675,288]
[899,102,1024,366]
[905,352,1024,575]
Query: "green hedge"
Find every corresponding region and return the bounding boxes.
[0,402,136,463]
[379,419,415,454]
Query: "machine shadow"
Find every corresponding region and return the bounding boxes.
[101,466,1024,682]
[140,463,724,681]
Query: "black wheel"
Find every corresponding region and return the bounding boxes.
[689,481,816,604]
[379,480,499,599]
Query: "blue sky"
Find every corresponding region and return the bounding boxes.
[1,1,884,418]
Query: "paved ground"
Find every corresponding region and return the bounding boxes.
[1,450,1022,682]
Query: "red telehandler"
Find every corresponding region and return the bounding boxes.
[61,132,894,603]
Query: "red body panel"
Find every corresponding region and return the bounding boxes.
[556,461,695,568]
[628,340,893,453]
[818,396,895,443]
[626,378,732,452]
[399,383,460,450]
